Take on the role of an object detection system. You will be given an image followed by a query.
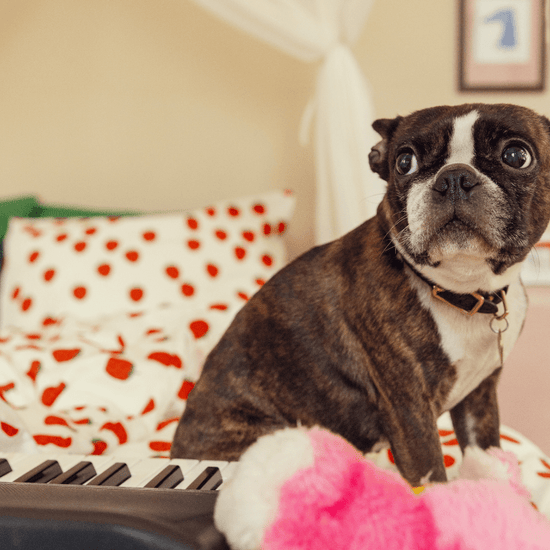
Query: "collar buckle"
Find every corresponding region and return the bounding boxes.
[432,286,485,316]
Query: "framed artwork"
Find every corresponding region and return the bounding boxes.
[459,0,546,91]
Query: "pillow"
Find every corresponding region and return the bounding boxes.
[0,190,296,334]
[0,195,139,272]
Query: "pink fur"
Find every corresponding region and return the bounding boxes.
[425,481,550,549]
[257,428,550,550]
[487,447,532,499]
[263,427,438,550]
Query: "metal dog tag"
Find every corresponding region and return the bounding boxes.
[489,290,509,368]
[497,329,504,367]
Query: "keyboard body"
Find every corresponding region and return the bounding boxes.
[0,453,233,550]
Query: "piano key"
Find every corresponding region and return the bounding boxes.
[1,453,87,478]
[0,452,36,467]
[186,466,223,490]
[0,454,58,483]
[81,455,117,471]
[117,458,169,488]
[86,462,131,487]
[49,461,97,485]
[0,452,237,494]
[14,459,62,483]
[176,461,228,491]
[66,455,120,484]
[16,453,96,484]
[47,453,87,471]
[0,458,12,478]
[220,461,239,483]
[0,453,76,483]
[144,464,184,489]
[167,458,200,475]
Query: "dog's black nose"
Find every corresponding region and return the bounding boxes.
[433,164,479,201]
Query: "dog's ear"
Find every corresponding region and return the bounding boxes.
[541,115,550,139]
[369,117,403,181]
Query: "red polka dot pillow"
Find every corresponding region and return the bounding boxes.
[0,190,296,331]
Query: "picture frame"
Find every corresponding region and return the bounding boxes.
[458,0,546,91]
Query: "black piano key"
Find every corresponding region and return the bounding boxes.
[14,460,62,484]
[144,464,183,489]
[49,461,97,485]
[186,466,223,491]
[87,462,131,487]
[0,458,12,478]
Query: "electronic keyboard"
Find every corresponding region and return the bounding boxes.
[0,452,235,550]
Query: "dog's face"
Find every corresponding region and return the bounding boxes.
[369,104,550,280]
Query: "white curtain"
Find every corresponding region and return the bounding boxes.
[188,0,383,244]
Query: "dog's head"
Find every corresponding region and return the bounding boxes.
[370,104,550,287]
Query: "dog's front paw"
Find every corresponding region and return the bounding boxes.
[459,446,530,499]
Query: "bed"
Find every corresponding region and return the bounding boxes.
[0,190,549,518]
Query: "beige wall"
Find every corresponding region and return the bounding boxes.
[0,0,318,257]
[1,0,549,259]
[359,1,550,118]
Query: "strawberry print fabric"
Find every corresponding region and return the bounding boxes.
[363,412,550,518]
[0,190,295,458]
[0,302,233,456]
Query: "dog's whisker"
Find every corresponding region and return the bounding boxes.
[381,217,410,257]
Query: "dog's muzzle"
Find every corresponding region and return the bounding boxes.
[432,164,479,203]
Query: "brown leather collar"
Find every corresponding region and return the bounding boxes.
[405,261,508,316]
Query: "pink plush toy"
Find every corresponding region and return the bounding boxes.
[214,426,550,550]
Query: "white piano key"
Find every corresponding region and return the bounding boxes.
[82,454,117,471]
[220,462,239,484]
[166,458,200,476]
[175,460,228,490]
[0,452,36,467]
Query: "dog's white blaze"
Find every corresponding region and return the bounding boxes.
[407,268,528,415]
[405,111,479,256]
[406,181,432,238]
[446,110,479,165]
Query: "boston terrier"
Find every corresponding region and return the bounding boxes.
[171,103,550,485]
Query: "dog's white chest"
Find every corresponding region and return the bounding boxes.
[412,277,527,412]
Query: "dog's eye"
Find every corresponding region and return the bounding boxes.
[395,152,418,175]
[502,145,532,169]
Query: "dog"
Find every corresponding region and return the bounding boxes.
[171,103,550,485]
